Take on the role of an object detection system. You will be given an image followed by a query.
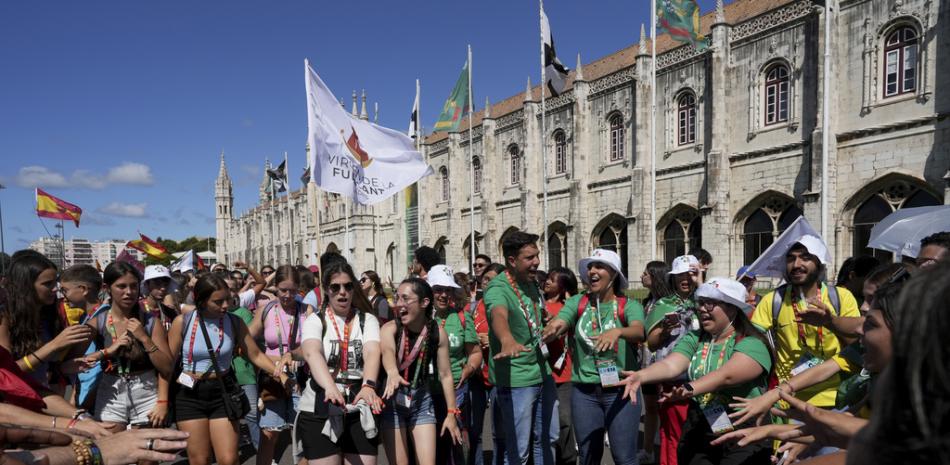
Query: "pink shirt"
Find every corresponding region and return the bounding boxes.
[262,301,303,357]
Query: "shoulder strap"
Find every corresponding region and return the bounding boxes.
[359,310,366,332]
[618,296,627,327]
[772,284,788,323]
[289,302,302,350]
[261,299,280,323]
[827,285,841,316]
[577,294,589,321]
[457,309,466,328]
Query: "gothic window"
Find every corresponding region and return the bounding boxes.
[439,166,449,202]
[884,26,918,98]
[661,211,702,264]
[677,92,696,146]
[473,156,482,194]
[553,130,567,175]
[547,223,568,270]
[596,218,628,277]
[609,113,625,162]
[852,181,939,260]
[434,237,448,265]
[741,199,803,265]
[509,145,521,186]
[764,64,790,125]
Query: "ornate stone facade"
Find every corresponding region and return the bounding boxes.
[217,0,949,285]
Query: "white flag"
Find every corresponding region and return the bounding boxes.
[541,6,569,97]
[305,60,433,205]
[409,80,420,138]
[170,250,194,273]
[745,216,829,279]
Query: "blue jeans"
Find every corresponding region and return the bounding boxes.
[468,380,489,465]
[493,378,559,465]
[571,383,641,465]
[241,384,261,450]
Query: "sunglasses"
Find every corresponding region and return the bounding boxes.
[329,282,354,293]
[359,277,368,283]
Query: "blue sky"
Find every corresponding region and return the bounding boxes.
[0,0,716,252]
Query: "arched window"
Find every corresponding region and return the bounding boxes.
[884,26,918,98]
[609,114,625,162]
[509,145,521,186]
[742,200,803,264]
[434,238,448,264]
[553,131,567,175]
[852,182,939,260]
[677,92,696,146]
[661,211,702,264]
[596,220,628,277]
[472,156,482,194]
[547,223,568,269]
[439,166,449,202]
[764,64,790,125]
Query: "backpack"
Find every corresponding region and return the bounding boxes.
[576,294,629,327]
[766,284,841,349]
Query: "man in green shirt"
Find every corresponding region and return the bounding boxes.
[485,231,557,465]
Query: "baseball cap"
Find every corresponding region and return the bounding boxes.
[426,264,460,289]
[668,255,700,275]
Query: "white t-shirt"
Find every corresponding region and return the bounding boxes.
[238,289,257,309]
[301,311,380,381]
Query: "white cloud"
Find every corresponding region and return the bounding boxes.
[106,163,154,185]
[15,166,69,188]
[99,202,148,217]
[12,162,155,190]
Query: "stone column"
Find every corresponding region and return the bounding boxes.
[572,55,593,269]
[632,26,655,275]
[522,79,542,236]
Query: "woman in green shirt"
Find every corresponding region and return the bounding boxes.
[542,249,646,465]
[426,265,481,464]
[619,277,773,465]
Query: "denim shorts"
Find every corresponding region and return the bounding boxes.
[260,391,300,431]
[94,371,158,426]
[380,386,436,429]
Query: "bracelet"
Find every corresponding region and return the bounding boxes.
[146,344,159,353]
[72,439,93,465]
[446,408,462,415]
[68,418,79,429]
[52,416,57,428]
[99,350,108,360]
[156,399,169,404]
[362,379,377,388]
[87,440,104,465]
[72,409,87,420]
[22,355,35,372]
[779,380,795,394]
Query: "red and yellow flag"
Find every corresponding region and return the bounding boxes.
[126,233,169,259]
[35,189,82,227]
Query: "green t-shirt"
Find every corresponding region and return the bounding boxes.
[230,307,257,386]
[555,294,645,384]
[672,331,772,410]
[484,272,551,387]
[434,309,479,382]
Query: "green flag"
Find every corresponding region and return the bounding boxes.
[434,60,470,132]
[657,0,707,50]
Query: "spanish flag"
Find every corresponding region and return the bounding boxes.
[35,189,82,227]
[127,233,169,259]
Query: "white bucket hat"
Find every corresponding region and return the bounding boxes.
[143,265,171,282]
[426,264,460,289]
[695,277,753,317]
[790,234,831,265]
[577,249,628,289]
[668,255,700,275]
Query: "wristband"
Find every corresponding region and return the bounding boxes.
[362,379,377,388]
[87,440,104,465]
[68,418,79,429]
[22,355,35,371]
[682,382,695,393]
[52,416,57,428]
[779,380,795,394]
[156,400,169,404]
[446,408,461,415]
[72,409,87,420]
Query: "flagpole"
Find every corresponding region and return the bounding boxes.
[345,198,351,261]
[650,0,658,261]
[285,151,295,265]
[468,45,476,275]
[270,163,278,265]
[416,78,422,255]
[60,219,66,267]
[539,0,549,270]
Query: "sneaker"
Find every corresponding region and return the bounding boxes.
[637,450,655,465]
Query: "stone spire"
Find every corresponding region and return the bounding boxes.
[524,76,533,102]
[716,0,725,23]
[360,89,368,120]
[484,96,492,118]
[575,53,584,81]
[259,157,272,202]
[217,151,230,182]
[351,90,358,116]
[639,23,647,55]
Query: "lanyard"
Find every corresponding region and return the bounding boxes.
[693,333,735,379]
[188,314,224,372]
[505,271,543,341]
[588,296,619,335]
[398,325,430,386]
[790,286,824,354]
[327,310,354,377]
[273,303,298,356]
[106,311,130,375]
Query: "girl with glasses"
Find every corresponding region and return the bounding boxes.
[379,277,462,465]
[361,271,391,322]
[283,260,383,465]
[247,265,305,465]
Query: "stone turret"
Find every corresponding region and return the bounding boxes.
[214,151,233,264]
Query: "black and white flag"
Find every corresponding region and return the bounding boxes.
[408,80,420,138]
[267,160,288,193]
[541,6,569,97]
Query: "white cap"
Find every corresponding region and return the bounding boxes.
[668,255,700,275]
[695,277,753,317]
[426,264,460,289]
[143,265,171,282]
[578,249,628,289]
[791,234,831,265]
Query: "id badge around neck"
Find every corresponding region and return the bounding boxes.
[596,359,620,387]
[702,402,735,434]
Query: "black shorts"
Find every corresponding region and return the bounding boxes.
[173,377,231,422]
[294,411,379,459]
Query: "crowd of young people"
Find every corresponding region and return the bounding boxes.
[0,230,948,465]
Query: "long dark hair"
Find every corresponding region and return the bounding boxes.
[362,270,384,297]
[193,273,230,310]
[643,260,673,301]
[854,261,950,464]
[321,261,373,315]
[0,251,61,358]
[394,277,437,385]
[546,267,578,302]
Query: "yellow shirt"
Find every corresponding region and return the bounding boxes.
[751,284,860,407]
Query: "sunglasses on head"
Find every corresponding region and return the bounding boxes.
[329,282,354,293]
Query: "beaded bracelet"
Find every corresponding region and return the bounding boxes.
[71,439,92,465]
[86,440,104,465]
